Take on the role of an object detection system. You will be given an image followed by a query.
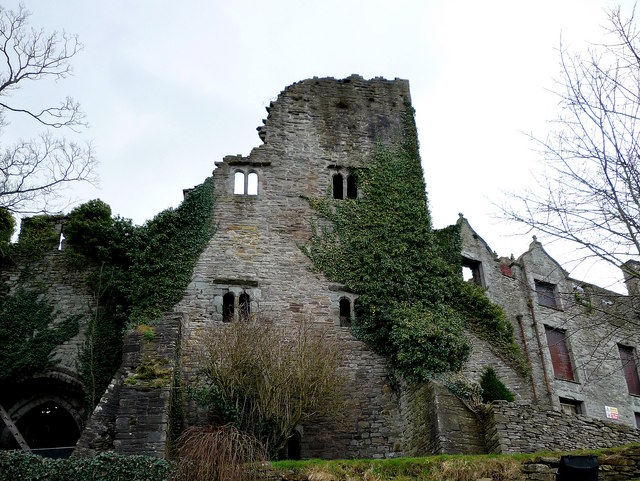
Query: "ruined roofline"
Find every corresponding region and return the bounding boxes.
[459,214,631,298]
[214,74,412,170]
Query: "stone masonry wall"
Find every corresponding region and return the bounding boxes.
[520,445,640,481]
[399,382,432,456]
[76,313,182,458]
[461,215,640,432]
[0,236,93,450]
[2,248,92,378]
[427,382,486,454]
[484,401,640,454]
[459,218,537,403]
[177,76,412,458]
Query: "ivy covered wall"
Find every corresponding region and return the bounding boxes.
[303,105,526,381]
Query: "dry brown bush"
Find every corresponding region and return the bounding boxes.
[174,424,267,481]
[195,319,346,457]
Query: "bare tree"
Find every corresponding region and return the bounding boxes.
[503,5,640,287]
[0,4,95,215]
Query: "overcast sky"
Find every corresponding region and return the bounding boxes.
[2,0,636,291]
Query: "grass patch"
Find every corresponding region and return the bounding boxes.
[272,445,640,481]
[273,454,525,481]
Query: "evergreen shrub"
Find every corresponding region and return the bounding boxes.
[480,366,515,403]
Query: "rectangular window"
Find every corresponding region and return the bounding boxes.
[618,344,640,395]
[559,397,583,415]
[545,326,575,381]
[462,258,484,287]
[535,280,558,308]
[635,412,640,428]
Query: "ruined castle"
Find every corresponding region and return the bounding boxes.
[2,75,640,459]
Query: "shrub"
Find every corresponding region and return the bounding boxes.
[0,208,14,256]
[174,425,266,481]
[0,451,172,481]
[192,319,346,457]
[480,366,515,403]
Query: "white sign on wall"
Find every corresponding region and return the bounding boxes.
[605,406,620,420]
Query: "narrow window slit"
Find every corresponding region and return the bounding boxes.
[223,292,235,322]
[347,175,357,199]
[234,172,245,195]
[239,293,250,320]
[339,298,351,327]
[333,173,344,199]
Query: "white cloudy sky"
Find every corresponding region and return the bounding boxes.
[2,0,636,291]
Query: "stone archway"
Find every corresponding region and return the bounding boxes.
[0,370,86,458]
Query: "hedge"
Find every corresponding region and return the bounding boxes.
[0,451,173,481]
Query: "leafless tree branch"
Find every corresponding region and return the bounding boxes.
[0,4,95,215]
[502,5,640,287]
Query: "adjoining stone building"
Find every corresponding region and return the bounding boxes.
[2,75,640,459]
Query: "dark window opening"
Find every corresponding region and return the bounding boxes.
[635,412,640,428]
[619,344,640,395]
[223,293,234,323]
[16,402,80,458]
[462,258,483,286]
[559,397,583,415]
[339,298,351,327]
[535,280,558,309]
[346,175,357,199]
[333,174,344,199]
[545,326,575,381]
[239,293,250,320]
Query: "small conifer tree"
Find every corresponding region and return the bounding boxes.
[480,366,515,403]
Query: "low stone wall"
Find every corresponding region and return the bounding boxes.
[484,400,640,454]
[522,445,640,481]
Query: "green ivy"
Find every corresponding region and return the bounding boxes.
[128,175,216,324]
[0,451,173,481]
[0,289,80,382]
[0,208,15,258]
[303,105,526,381]
[60,176,216,408]
[12,214,60,259]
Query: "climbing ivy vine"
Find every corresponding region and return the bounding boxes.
[61,176,216,407]
[0,289,80,382]
[303,106,527,381]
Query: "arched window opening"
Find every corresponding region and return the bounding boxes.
[247,172,258,195]
[333,173,344,199]
[234,172,245,195]
[339,298,351,327]
[347,174,357,199]
[16,401,80,458]
[223,292,235,322]
[239,293,251,320]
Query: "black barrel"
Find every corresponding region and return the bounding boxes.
[556,455,598,481]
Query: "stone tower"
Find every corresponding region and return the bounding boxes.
[176,75,413,458]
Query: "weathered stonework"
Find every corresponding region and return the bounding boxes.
[484,401,640,454]
[176,75,412,459]
[3,75,640,460]
[460,216,640,433]
[0,228,92,453]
